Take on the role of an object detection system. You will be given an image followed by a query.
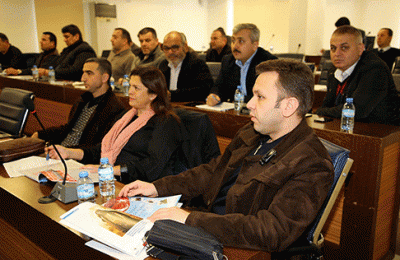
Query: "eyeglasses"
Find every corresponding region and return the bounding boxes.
[162,44,181,52]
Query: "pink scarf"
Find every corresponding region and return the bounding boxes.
[101,107,155,165]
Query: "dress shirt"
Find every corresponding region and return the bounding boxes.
[334,58,359,83]
[379,46,391,53]
[235,49,258,96]
[168,61,183,91]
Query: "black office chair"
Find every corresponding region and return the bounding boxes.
[21,53,40,69]
[275,53,305,61]
[272,139,353,260]
[206,62,222,83]
[392,56,400,74]
[0,88,34,138]
[318,60,334,85]
[101,50,111,58]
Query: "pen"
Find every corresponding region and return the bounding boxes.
[46,142,50,161]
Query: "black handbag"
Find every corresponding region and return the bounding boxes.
[145,219,225,260]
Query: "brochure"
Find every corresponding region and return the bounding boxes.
[60,195,182,257]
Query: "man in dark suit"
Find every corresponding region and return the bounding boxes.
[206,23,277,106]
[205,27,232,62]
[0,33,23,70]
[372,28,400,71]
[316,26,399,125]
[159,31,213,102]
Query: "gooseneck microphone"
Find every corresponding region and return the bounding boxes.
[24,97,77,204]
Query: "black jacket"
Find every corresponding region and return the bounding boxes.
[210,47,277,102]
[55,40,96,81]
[316,51,399,125]
[159,52,214,102]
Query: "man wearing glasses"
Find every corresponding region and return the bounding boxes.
[159,31,213,102]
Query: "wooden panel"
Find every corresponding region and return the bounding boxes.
[323,189,345,245]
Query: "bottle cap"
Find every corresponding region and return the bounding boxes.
[79,171,89,178]
[100,157,109,164]
[49,66,53,70]
[346,97,353,103]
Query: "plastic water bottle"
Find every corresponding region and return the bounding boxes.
[122,74,130,96]
[234,86,244,112]
[98,157,115,200]
[32,65,39,81]
[341,97,355,134]
[48,66,55,83]
[76,171,95,204]
[110,76,115,90]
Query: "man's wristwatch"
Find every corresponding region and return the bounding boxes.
[120,164,128,175]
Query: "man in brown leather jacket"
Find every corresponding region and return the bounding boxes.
[119,59,334,252]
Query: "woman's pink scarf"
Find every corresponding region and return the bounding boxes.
[101,107,155,165]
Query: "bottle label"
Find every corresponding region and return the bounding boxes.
[342,109,355,117]
[98,168,114,181]
[77,183,95,199]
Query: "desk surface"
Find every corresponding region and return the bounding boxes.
[0,166,269,260]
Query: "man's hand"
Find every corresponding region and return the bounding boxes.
[206,93,221,106]
[38,68,49,77]
[80,164,100,173]
[5,68,20,75]
[147,207,190,224]
[118,180,158,198]
[46,145,84,161]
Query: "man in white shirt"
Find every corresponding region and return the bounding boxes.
[316,26,399,125]
[158,31,213,102]
[372,28,400,71]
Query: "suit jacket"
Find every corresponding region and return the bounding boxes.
[371,47,400,71]
[316,51,399,125]
[38,88,126,148]
[20,48,59,75]
[206,44,232,62]
[154,119,333,252]
[55,40,96,81]
[210,47,277,102]
[0,45,23,69]
[159,52,214,102]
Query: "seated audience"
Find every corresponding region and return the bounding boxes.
[32,58,126,147]
[119,59,334,252]
[108,28,136,82]
[159,31,213,101]
[372,28,400,71]
[316,26,399,125]
[206,27,232,62]
[206,23,277,106]
[132,27,165,68]
[47,66,187,184]
[0,33,23,69]
[38,24,96,81]
[5,32,59,75]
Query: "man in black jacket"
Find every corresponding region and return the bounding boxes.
[159,31,213,102]
[0,33,23,70]
[316,26,399,125]
[206,23,277,105]
[32,58,126,147]
[38,24,96,81]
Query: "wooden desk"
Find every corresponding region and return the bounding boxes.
[178,105,400,260]
[0,167,269,260]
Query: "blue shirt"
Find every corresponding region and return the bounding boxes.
[235,49,258,96]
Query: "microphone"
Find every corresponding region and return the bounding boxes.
[25,98,78,204]
[297,43,301,53]
[266,34,275,46]
[259,149,276,166]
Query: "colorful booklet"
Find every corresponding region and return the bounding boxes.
[60,195,182,258]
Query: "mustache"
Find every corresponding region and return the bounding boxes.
[233,49,241,54]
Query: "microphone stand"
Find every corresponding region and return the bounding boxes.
[30,110,78,204]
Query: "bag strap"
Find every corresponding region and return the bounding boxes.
[147,245,197,260]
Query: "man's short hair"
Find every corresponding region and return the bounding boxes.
[333,25,363,44]
[233,23,260,42]
[137,27,157,39]
[43,31,57,47]
[62,24,82,40]
[115,28,132,44]
[381,28,393,37]
[164,31,187,45]
[256,59,314,117]
[0,33,9,42]
[85,57,112,84]
[214,27,227,38]
[335,17,350,27]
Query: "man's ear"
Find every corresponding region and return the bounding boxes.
[102,73,110,84]
[281,97,299,117]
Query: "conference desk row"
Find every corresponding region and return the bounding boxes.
[1,76,400,260]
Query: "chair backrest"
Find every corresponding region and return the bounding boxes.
[174,108,220,168]
[392,56,400,74]
[393,74,400,95]
[275,53,304,61]
[0,88,34,137]
[101,50,111,58]
[21,53,40,69]
[307,139,353,245]
[206,62,222,83]
[318,60,334,85]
